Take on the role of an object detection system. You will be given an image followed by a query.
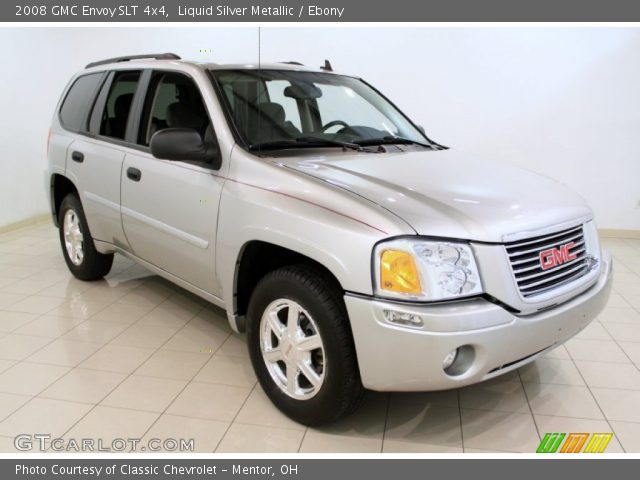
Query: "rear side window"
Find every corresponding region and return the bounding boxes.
[98,71,141,140]
[59,73,103,132]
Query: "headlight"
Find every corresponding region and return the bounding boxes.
[373,238,483,301]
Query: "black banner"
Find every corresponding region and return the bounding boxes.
[5,0,640,22]
[4,458,640,479]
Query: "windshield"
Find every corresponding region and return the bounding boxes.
[210,69,432,151]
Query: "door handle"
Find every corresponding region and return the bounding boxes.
[126,167,142,182]
[71,151,84,163]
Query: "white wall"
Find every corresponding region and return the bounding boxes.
[1,27,638,230]
[0,27,258,228]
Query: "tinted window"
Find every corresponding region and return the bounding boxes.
[211,70,428,148]
[59,73,103,132]
[138,72,209,146]
[266,80,302,130]
[98,71,141,140]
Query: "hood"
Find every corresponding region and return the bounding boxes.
[279,148,592,242]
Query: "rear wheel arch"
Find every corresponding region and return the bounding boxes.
[51,174,79,227]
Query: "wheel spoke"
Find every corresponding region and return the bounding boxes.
[63,209,84,267]
[260,298,326,400]
[298,360,322,388]
[286,364,298,395]
[266,311,284,339]
[297,334,322,352]
[263,348,282,363]
[286,303,299,336]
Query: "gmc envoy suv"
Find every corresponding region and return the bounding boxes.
[47,53,612,425]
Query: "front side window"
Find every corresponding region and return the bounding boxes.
[98,71,140,140]
[138,71,210,147]
[211,69,431,151]
[59,73,103,132]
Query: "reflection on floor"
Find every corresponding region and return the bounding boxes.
[1,222,640,453]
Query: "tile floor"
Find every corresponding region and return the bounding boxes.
[1,222,640,453]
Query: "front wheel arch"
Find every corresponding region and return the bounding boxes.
[233,240,346,329]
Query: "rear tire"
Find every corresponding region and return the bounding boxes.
[58,193,113,280]
[247,265,364,426]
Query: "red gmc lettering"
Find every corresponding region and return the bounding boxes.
[539,242,577,270]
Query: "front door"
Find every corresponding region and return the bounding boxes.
[120,70,224,295]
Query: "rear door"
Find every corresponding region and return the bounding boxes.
[64,70,143,246]
[120,70,224,296]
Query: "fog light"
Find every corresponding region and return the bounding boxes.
[443,345,475,376]
[442,349,458,369]
[383,309,423,328]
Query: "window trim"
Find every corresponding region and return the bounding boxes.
[88,69,147,143]
[136,70,210,147]
[208,69,444,154]
[57,71,107,134]
[59,66,223,170]
[69,69,150,154]
[207,69,251,152]
[130,68,222,169]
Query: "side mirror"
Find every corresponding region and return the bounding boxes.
[150,128,220,168]
[416,125,426,135]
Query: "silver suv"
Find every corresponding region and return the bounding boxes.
[47,53,613,425]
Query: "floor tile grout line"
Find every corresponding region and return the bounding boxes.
[38,288,209,452]
[520,378,640,392]
[3,225,640,453]
[564,339,627,453]
[456,389,467,453]
[0,282,132,378]
[94,290,242,447]
[379,393,391,453]
[134,331,226,450]
[0,394,34,424]
[296,427,309,454]
[598,320,640,375]
[517,368,542,442]
[212,383,261,454]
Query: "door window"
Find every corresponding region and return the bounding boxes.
[98,71,141,140]
[138,71,210,147]
[59,73,103,132]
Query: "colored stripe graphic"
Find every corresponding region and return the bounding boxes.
[560,433,589,453]
[583,433,613,453]
[537,432,614,453]
[537,433,565,453]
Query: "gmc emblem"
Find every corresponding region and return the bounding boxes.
[539,242,577,270]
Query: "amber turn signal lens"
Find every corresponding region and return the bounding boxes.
[379,249,422,294]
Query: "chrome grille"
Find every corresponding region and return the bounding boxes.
[505,225,590,298]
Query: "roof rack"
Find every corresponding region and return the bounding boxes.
[280,61,304,66]
[85,53,181,69]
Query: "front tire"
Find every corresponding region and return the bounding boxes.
[247,265,364,425]
[58,194,113,280]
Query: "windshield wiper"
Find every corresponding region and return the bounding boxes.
[355,136,434,148]
[297,136,363,151]
[249,137,363,152]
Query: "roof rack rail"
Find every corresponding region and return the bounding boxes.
[85,53,181,69]
[280,61,304,66]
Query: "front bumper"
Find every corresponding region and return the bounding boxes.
[346,250,613,391]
